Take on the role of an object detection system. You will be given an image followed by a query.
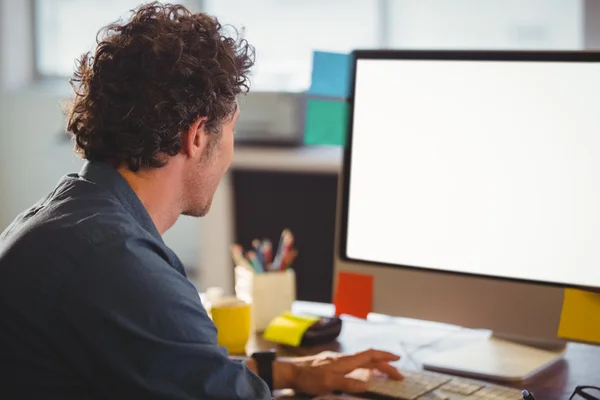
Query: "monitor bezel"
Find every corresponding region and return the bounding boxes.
[339,49,600,292]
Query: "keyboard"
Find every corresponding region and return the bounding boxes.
[310,351,524,400]
[367,369,523,400]
[332,368,523,400]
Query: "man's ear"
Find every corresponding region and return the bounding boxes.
[182,117,209,158]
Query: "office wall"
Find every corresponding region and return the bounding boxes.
[390,0,583,50]
[0,0,34,90]
[0,89,77,229]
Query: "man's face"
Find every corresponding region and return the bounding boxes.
[183,108,239,217]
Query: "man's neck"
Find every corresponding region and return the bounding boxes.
[117,164,182,235]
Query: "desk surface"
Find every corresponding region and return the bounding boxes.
[247,302,599,400]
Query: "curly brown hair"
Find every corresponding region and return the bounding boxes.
[66,2,254,171]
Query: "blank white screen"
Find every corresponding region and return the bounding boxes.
[346,57,600,288]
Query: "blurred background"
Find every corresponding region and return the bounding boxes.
[1,0,598,300]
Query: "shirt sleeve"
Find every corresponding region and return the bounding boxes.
[54,236,271,400]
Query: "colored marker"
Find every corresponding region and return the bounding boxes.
[261,240,273,268]
[246,250,264,273]
[280,234,293,270]
[283,249,298,270]
[252,239,265,267]
[273,229,294,270]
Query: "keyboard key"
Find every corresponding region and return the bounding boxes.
[417,390,451,400]
[440,379,484,395]
[466,386,523,400]
[367,371,451,399]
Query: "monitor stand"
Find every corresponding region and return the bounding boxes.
[421,334,566,383]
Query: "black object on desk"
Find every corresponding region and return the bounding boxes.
[300,316,343,346]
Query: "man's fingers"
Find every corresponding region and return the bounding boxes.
[338,349,399,367]
[331,349,400,373]
[337,359,403,380]
[374,361,404,380]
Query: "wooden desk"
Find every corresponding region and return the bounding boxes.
[247,302,600,400]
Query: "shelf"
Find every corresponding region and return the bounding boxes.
[232,145,343,174]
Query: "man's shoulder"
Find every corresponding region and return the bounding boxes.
[0,175,165,271]
[6,178,144,242]
[0,176,182,321]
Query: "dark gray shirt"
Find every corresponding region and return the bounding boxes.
[0,161,270,399]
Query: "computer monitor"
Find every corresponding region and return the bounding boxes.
[335,50,600,382]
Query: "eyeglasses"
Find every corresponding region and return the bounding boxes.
[569,386,600,400]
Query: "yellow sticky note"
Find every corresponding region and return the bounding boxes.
[558,289,600,344]
[263,313,320,347]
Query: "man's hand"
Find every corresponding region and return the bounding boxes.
[283,349,402,395]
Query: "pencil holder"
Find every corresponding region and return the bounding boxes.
[234,266,296,332]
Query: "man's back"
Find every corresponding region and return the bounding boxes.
[1,168,129,398]
[0,162,270,399]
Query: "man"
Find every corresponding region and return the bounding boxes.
[0,2,402,399]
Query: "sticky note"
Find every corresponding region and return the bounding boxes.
[304,99,349,146]
[308,51,352,98]
[333,272,373,319]
[557,288,600,344]
[263,312,320,347]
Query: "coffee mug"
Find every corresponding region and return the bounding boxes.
[209,296,252,354]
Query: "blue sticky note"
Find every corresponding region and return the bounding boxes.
[308,51,352,99]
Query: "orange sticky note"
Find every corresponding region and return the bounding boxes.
[333,272,373,319]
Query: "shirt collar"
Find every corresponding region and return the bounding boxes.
[78,161,163,242]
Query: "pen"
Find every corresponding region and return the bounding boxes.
[522,390,536,400]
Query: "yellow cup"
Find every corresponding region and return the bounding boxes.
[210,296,252,354]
